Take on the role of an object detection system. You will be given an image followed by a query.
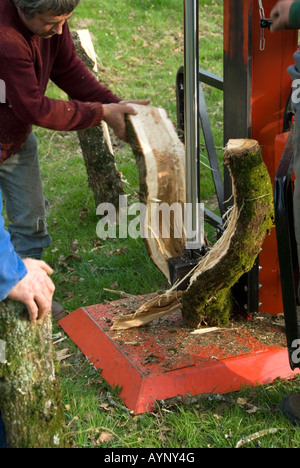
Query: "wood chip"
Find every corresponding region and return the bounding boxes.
[236,428,285,448]
[190,327,220,335]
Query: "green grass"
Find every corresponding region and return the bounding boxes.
[33,0,300,448]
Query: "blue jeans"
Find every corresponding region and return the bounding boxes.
[0,412,7,449]
[0,132,52,259]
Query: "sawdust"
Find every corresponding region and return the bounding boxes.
[85,294,289,374]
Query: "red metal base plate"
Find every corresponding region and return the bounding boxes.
[59,295,299,414]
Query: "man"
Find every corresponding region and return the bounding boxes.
[271,0,300,426]
[0,189,55,448]
[0,0,149,317]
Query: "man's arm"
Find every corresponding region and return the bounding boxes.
[50,23,122,106]
[51,23,151,140]
[0,193,55,321]
[0,193,28,301]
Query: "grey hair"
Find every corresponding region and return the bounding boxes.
[12,0,80,18]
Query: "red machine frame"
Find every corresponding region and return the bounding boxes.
[224,0,298,317]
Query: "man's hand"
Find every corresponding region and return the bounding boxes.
[8,258,55,322]
[103,99,151,141]
[270,0,294,32]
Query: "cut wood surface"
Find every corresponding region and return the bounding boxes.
[126,104,186,281]
[112,138,273,330]
[71,30,124,207]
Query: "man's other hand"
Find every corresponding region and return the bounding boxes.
[270,0,294,32]
[8,258,55,322]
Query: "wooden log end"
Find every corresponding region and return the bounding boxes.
[224,139,261,162]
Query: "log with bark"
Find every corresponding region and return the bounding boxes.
[71,30,124,207]
[112,138,273,330]
[0,300,68,448]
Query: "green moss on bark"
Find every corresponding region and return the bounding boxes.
[0,300,68,448]
[182,141,274,328]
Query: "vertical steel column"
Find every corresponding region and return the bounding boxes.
[184,0,202,250]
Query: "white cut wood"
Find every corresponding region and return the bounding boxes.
[127,105,187,281]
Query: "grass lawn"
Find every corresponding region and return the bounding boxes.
[35,0,300,448]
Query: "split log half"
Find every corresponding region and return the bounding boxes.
[112,139,273,330]
[71,30,124,207]
[126,104,186,281]
[0,301,68,448]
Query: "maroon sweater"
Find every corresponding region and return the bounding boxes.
[0,0,121,162]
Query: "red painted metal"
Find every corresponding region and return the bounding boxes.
[59,296,300,414]
[250,1,297,315]
[224,0,298,315]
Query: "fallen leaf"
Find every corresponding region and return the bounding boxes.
[98,431,114,443]
[69,239,79,253]
[237,397,259,414]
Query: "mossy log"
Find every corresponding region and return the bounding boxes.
[0,300,68,448]
[182,139,273,327]
[112,139,273,330]
[71,30,124,207]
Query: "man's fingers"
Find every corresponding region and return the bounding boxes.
[46,275,56,295]
[30,292,52,321]
[121,99,151,107]
[122,104,137,116]
[39,261,54,275]
[26,299,39,322]
[35,260,54,276]
[27,298,52,321]
[22,258,54,275]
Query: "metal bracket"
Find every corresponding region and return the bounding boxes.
[176,66,225,220]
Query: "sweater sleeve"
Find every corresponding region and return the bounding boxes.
[50,23,122,105]
[0,57,104,132]
[0,28,105,132]
[289,1,300,29]
[0,192,27,302]
[0,55,104,132]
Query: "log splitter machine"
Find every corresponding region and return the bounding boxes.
[173,0,300,371]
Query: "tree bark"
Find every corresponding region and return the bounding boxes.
[112,139,273,330]
[0,300,68,448]
[71,30,124,207]
[125,104,186,281]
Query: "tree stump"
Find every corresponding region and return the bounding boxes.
[0,301,68,448]
[71,30,124,207]
[112,139,273,330]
